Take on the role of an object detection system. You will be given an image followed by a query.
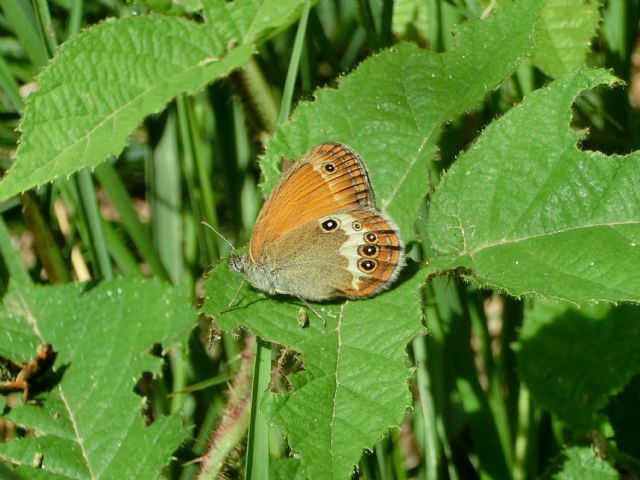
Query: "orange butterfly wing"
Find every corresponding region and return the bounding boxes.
[249,143,375,261]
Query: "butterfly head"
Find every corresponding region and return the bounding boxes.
[228,254,247,274]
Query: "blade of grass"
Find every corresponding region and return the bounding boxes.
[390,429,408,480]
[232,98,260,237]
[374,437,390,478]
[0,0,47,71]
[150,111,183,285]
[357,0,382,51]
[468,295,513,467]
[94,162,170,281]
[501,297,524,448]
[148,110,187,416]
[187,95,222,260]
[277,0,312,125]
[66,0,83,37]
[338,25,366,71]
[0,54,22,111]
[75,168,113,279]
[413,334,441,480]
[176,94,219,263]
[100,218,142,277]
[308,9,340,74]
[0,214,31,288]
[244,338,271,480]
[423,280,460,480]
[380,0,393,47]
[440,281,511,480]
[55,177,97,278]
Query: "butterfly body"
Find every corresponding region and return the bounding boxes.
[229,143,404,301]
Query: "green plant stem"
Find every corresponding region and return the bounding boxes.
[20,192,70,283]
[245,338,271,480]
[235,59,278,135]
[33,0,58,56]
[75,169,112,279]
[513,384,530,480]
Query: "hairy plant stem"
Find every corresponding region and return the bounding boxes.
[198,335,255,479]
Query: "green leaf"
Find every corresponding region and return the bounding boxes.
[516,300,640,431]
[259,0,546,241]
[0,278,196,478]
[533,0,601,78]
[203,261,425,479]
[0,15,253,201]
[427,68,640,304]
[202,0,309,45]
[0,0,312,201]
[542,446,619,480]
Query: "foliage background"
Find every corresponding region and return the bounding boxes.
[0,0,638,479]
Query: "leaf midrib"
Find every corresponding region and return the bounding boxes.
[20,60,221,187]
[461,219,639,258]
[329,303,345,474]
[15,286,96,479]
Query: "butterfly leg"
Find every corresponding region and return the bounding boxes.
[222,279,247,313]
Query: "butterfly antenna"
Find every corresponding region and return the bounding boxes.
[201,221,236,252]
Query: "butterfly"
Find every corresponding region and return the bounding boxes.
[229,142,404,302]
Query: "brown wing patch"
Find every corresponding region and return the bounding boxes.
[250,143,375,261]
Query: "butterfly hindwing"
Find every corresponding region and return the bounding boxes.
[329,208,404,298]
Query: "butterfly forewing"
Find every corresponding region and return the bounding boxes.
[249,143,375,261]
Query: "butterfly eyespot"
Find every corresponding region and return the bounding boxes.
[359,245,378,257]
[352,221,362,231]
[321,218,340,232]
[358,258,377,272]
[322,162,336,173]
[364,232,378,244]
